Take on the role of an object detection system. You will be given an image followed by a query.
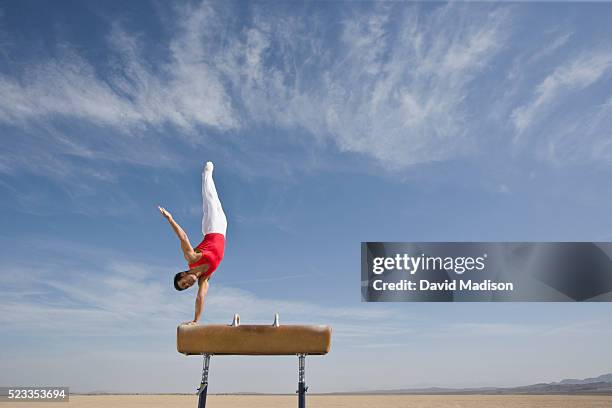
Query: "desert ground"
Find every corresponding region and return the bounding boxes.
[15,394,612,408]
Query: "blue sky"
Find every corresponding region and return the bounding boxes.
[1,0,612,393]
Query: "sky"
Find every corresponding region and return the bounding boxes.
[1,0,612,394]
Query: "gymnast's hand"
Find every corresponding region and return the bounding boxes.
[158,206,173,220]
[181,320,198,326]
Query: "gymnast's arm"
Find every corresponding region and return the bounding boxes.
[158,206,200,264]
[193,277,210,323]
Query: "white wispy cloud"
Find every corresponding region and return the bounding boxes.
[0,1,512,177]
[0,28,237,133]
[511,50,612,135]
[506,31,572,82]
[221,3,511,169]
[3,0,611,199]
[538,94,612,164]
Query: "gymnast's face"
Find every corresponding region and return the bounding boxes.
[179,273,197,290]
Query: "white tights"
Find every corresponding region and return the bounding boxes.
[201,164,227,237]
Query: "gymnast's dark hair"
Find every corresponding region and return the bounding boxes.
[174,272,187,291]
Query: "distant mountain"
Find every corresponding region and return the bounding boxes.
[327,373,612,396]
[75,373,612,396]
[557,373,612,385]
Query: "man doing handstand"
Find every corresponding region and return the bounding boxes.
[158,161,227,325]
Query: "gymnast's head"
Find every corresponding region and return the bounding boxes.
[174,271,197,291]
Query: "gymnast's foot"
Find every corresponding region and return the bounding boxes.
[204,161,214,174]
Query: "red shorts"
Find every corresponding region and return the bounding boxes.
[188,233,225,277]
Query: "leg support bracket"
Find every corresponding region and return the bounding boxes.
[297,354,307,408]
[197,354,211,408]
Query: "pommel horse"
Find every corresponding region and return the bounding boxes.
[177,314,332,408]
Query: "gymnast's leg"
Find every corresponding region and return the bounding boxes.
[201,162,227,237]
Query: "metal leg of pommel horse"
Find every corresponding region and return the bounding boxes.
[297,354,307,408]
[197,354,211,408]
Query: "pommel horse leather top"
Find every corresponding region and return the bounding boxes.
[177,313,332,355]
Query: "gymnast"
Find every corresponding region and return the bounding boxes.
[159,161,227,325]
